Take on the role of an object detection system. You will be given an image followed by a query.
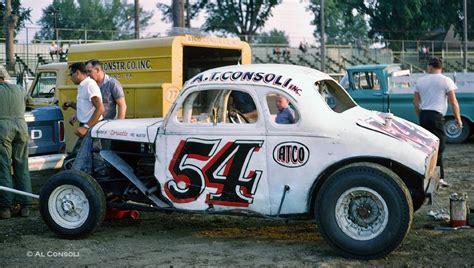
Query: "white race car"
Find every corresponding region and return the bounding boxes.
[39,64,440,259]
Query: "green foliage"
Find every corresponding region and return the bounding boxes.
[202,0,280,40]
[254,28,289,44]
[156,0,206,27]
[309,0,471,47]
[0,0,32,39]
[309,0,368,45]
[348,0,460,40]
[34,0,152,41]
[157,0,280,41]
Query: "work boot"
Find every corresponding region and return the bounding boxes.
[20,206,30,217]
[10,204,21,216]
[0,208,11,219]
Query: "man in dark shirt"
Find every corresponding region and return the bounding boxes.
[86,59,127,120]
[230,91,258,122]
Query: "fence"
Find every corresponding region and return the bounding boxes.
[2,32,474,76]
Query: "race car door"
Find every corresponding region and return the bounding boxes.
[160,86,270,215]
[261,89,314,216]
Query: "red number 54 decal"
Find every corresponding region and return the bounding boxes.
[165,138,263,207]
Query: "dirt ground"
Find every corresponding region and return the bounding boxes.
[1,139,473,266]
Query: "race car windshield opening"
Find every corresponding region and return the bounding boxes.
[314,80,356,113]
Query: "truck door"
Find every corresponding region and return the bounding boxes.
[27,71,58,108]
[348,70,386,112]
[161,86,270,214]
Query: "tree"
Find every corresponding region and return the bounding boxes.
[34,0,152,41]
[157,0,280,41]
[157,0,206,28]
[308,0,368,45]
[253,29,289,45]
[347,0,461,41]
[203,0,280,41]
[0,0,31,39]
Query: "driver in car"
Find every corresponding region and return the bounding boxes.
[229,90,258,123]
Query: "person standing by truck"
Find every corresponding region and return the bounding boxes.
[413,57,462,187]
[62,62,104,151]
[0,72,32,219]
[86,59,127,119]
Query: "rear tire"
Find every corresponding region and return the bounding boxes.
[39,170,106,238]
[444,117,470,144]
[315,163,413,259]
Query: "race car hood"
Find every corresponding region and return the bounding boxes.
[356,111,439,155]
[91,118,164,143]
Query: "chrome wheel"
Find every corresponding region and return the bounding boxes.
[48,184,90,229]
[444,119,462,139]
[335,187,388,241]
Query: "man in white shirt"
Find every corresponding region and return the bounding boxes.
[63,62,104,153]
[413,57,462,187]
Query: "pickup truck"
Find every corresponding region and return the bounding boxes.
[36,64,440,259]
[25,106,66,171]
[341,64,474,143]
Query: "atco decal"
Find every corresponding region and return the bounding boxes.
[273,142,310,168]
[165,138,263,207]
[189,71,302,95]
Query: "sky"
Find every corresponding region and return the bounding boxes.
[17,0,316,47]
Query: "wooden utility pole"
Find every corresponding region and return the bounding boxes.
[463,0,468,72]
[134,0,140,39]
[185,0,191,28]
[4,0,18,72]
[320,0,326,72]
[172,0,185,27]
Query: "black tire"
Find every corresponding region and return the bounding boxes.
[444,117,470,144]
[315,163,413,259]
[62,153,76,170]
[411,193,425,212]
[39,170,106,239]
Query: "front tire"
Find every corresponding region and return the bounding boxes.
[315,163,413,259]
[39,170,106,239]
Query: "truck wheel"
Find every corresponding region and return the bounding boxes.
[315,163,413,259]
[39,170,106,239]
[444,117,470,144]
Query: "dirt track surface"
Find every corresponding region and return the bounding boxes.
[1,139,474,266]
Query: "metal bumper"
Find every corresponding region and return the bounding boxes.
[28,153,66,171]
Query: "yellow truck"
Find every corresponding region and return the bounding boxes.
[27,35,251,152]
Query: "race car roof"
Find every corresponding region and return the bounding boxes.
[183,64,335,99]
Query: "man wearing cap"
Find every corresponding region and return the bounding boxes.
[0,72,32,219]
[413,57,462,187]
